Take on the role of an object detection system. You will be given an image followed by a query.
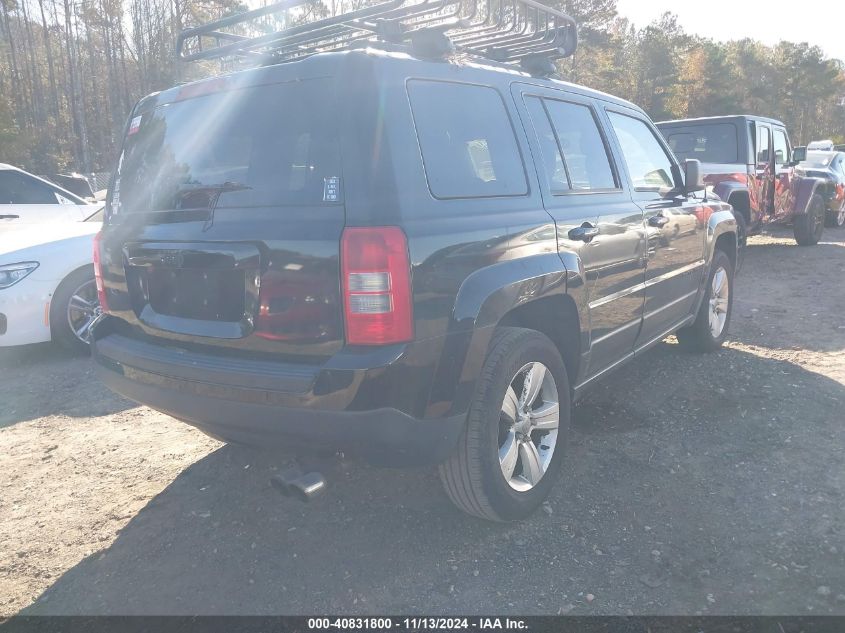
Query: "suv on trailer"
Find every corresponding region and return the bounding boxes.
[657,115,828,246]
[91,0,738,521]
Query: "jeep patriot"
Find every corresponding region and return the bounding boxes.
[91,1,738,520]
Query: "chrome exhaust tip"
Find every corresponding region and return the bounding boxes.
[271,468,326,502]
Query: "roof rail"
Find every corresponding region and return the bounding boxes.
[176,0,577,67]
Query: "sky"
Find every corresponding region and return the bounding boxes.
[615,0,845,62]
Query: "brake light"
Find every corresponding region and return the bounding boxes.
[92,231,109,312]
[341,227,413,345]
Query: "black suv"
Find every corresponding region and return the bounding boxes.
[91,1,738,521]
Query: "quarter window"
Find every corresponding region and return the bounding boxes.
[408,81,527,199]
[607,112,675,193]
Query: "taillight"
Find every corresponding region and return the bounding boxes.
[92,231,109,312]
[341,227,413,345]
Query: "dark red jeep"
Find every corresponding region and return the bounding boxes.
[657,115,828,246]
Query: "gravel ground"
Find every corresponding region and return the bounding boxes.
[1,226,844,616]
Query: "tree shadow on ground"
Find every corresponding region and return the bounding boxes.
[20,345,845,616]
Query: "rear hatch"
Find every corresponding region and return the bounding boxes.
[101,75,346,361]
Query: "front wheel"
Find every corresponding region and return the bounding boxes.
[439,327,570,521]
[677,249,734,353]
[794,194,825,245]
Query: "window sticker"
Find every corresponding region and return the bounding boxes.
[323,176,340,202]
[128,115,142,136]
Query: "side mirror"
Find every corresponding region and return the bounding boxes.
[792,146,806,163]
[684,159,704,194]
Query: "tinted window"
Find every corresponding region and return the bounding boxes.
[773,129,789,165]
[524,97,569,192]
[804,152,833,167]
[543,99,617,191]
[0,170,60,204]
[755,124,771,163]
[113,78,341,214]
[607,112,675,192]
[408,81,527,199]
[664,123,739,163]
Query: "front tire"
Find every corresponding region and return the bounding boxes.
[439,327,570,521]
[50,266,101,353]
[677,249,734,353]
[794,194,825,245]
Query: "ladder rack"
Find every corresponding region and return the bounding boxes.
[176,0,577,67]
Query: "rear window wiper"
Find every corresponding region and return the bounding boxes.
[172,181,252,231]
[175,180,252,206]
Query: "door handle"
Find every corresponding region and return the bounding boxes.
[648,214,670,228]
[0,214,20,220]
[568,223,599,243]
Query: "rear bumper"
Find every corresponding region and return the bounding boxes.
[91,321,464,466]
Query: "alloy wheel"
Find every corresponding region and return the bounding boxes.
[498,362,559,492]
[708,267,729,338]
[66,278,101,344]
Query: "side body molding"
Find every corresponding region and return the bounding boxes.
[712,180,749,206]
[692,207,737,313]
[793,176,827,216]
[426,252,591,419]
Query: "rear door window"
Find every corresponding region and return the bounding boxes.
[543,98,617,191]
[523,97,569,193]
[0,170,60,204]
[524,96,617,193]
[113,78,342,214]
[408,80,527,199]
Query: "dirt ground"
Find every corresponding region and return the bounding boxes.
[1,226,844,616]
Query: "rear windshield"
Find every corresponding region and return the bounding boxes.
[112,78,341,215]
[663,123,739,164]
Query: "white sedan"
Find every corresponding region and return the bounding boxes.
[1,163,101,226]
[0,208,103,350]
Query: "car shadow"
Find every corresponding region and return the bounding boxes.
[0,343,134,428]
[19,344,845,615]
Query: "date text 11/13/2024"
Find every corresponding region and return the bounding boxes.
[307,618,528,630]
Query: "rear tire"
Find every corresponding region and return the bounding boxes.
[439,327,570,522]
[677,249,734,353]
[794,194,825,245]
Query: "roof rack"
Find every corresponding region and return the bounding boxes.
[176,0,577,68]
